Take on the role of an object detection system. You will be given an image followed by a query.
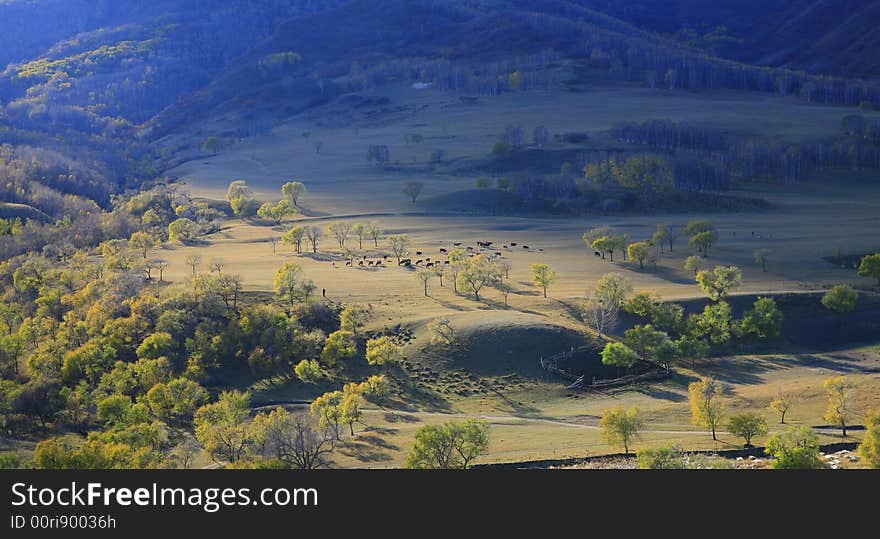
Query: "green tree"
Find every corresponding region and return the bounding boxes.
[257,200,294,225]
[858,410,880,468]
[627,241,652,269]
[310,391,344,440]
[689,230,718,257]
[273,262,306,312]
[456,254,500,301]
[689,377,725,441]
[416,267,435,296]
[601,342,638,375]
[696,265,742,301]
[339,305,370,337]
[226,180,253,218]
[281,181,306,207]
[294,359,325,384]
[282,226,307,254]
[599,406,642,454]
[765,426,823,469]
[365,336,402,367]
[595,273,633,306]
[404,419,489,469]
[740,297,783,339]
[727,412,768,447]
[320,330,357,367]
[858,253,880,286]
[770,393,793,424]
[530,263,556,298]
[754,248,772,272]
[193,390,252,463]
[823,376,854,437]
[167,218,199,243]
[623,325,676,368]
[821,285,858,313]
[693,301,734,345]
[129,231,156,258]
[146,378,208,426]
[402,181,424,203]
[684,255,704,276]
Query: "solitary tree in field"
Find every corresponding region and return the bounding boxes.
[416,267,434,296]
[696,265,742,302]
[405,419,489,469]
[770,393,793,424]
[822,284,858,313]
[185,255,201,277]
[339,305,370,337]
[727,412,767,448]
[627,241,652,270]
[684,255,704,277]
[456,255,500,301]
[530,263,556,298]
[387,235,410,264]
[402,181,424,203]
[754,248,772,272]
[689,377,725,441]
[493,281,513,307]
[599,406,643,455]
[824,376,854,437]
[858,253,880,286]
[281,181,307,207]
[351,223,367,250]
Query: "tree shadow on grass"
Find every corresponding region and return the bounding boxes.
[338,435,397,463]
[648,264,695,285]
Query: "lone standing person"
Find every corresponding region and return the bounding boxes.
[322,288,326,298]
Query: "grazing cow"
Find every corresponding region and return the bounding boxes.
[495,252,502,256]
[358,260,365,266]
[426,262,434,268]
[502,245,508,249]
[453,242,462,246]
[416,251,423,256]
[594,251,601,257]
[523,245,529,249]
[468,253,475,258]
[368,261,374,266]
[426,257,431,262]
[510,242,517,246]
[376,260,382,266]
[345,261,352,267]
[416,259,423,265]
[466,246,474,251]
[383,255,389,259]
[539,248,544,252]
[444,261,450,265]
[399,259,411,265]
[440,248,447,254]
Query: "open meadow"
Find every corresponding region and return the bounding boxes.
[148,84,880,467]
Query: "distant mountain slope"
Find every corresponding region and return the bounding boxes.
[577,0,880,79]
[748,0,880,79]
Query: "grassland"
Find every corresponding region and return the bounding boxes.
[155,83,880,468]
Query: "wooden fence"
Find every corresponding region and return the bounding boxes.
[539,345,669,390]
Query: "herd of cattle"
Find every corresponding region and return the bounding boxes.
[338,240,544,269]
